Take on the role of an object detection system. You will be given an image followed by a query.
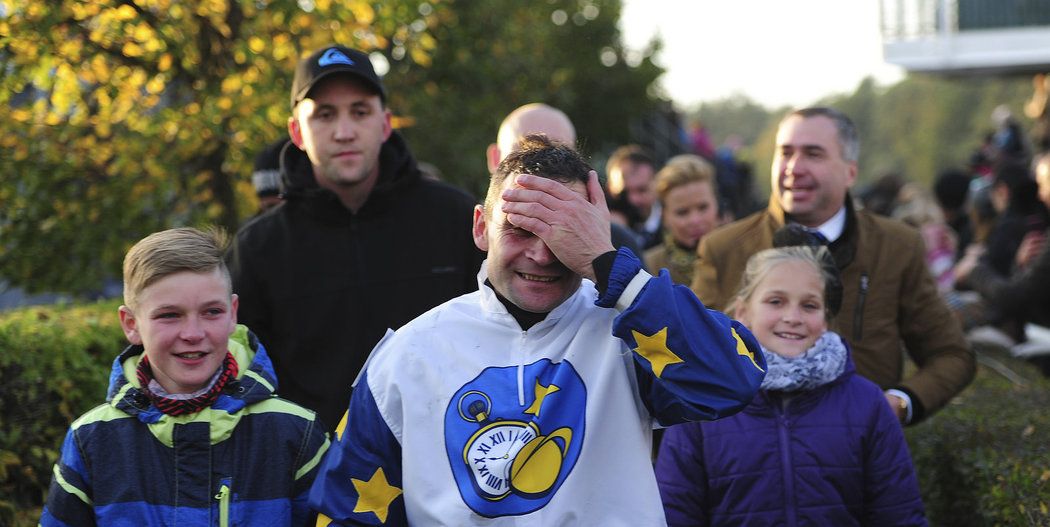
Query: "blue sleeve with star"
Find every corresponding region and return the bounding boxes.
[309,372,407,526]
[597,247,766,425]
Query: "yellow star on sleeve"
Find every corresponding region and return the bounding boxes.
[523,379,560,416]
[334,411,349,441]
[733,327,764,372]
[352,467,402,523]
[631,327,684,378]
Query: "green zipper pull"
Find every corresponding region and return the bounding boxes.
[214,483,231,527]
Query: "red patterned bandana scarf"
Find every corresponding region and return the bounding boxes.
[135,352,239,416]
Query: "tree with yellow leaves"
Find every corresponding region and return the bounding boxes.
[1,0,667,298]
[0,0,437,294]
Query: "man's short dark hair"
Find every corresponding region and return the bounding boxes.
[786,107,860,163]
[605,144,655,176]
[933,168,971,211]
[484,134,593,216]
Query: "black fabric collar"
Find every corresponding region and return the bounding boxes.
[484,279,548,331]
[824,196,858,271]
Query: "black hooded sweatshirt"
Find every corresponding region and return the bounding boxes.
[227,132,485,430]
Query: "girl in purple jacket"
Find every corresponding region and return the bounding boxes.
[656,245,926,526]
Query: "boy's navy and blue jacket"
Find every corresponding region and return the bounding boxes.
[40,325,330,527]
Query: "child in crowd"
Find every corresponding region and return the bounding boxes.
[41,227,329,526]
[655,243,926,526]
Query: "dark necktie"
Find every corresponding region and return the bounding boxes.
[807,229,829,246]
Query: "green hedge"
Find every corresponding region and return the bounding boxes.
[3,302,1049,525]
[905,350,1050,526]
[0,301,123,526]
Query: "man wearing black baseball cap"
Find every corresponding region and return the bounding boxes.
[290,45,386,109]
[227,44,485,431]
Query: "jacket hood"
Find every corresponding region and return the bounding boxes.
[278,131,421,216]
[106,325,279,422]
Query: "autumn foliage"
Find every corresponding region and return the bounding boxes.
[0,0,439,293]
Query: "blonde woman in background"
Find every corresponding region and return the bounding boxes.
[644,155,721,285]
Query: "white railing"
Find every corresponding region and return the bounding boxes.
[880,0,954,41]
[882,0,1050,41]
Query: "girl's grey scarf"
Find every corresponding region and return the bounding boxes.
[759,331,847,392]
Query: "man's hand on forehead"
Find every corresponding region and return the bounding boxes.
[500,170,615,281]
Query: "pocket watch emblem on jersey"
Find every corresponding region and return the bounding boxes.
[459,391,574,499]
[444,359,586,518]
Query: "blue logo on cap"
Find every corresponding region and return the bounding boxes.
[318,48,355,67]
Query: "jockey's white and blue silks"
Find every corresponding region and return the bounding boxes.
[310,248,765,526]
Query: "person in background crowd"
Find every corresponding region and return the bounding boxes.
[226,45,484,431]
[486,102,575,173]
[658,240,925,526]
[857,171,904,217]
[688,120,716,160]
[965,135,1001,244]
[488,102,643,256]
[693,106,975,425]
[644,154,721,286]
[977,160,1049,279]
[711,134,755,222]
[933,168,974,261]
[606,144,662,248]
[308,135,766,525]
[641,153,723,457]
[956,153,1050,342]
[1025,73,1050,153]
[892,183,958,294]
[892,182,989,331]
[991,104,1028,163]
[251,137,287,215]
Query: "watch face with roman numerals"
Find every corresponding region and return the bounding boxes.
[444,358,586,517]
[464,421,538,498]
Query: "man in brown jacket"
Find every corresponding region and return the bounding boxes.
[692,107,974,424]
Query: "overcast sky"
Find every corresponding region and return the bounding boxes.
[619,0,906,109]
